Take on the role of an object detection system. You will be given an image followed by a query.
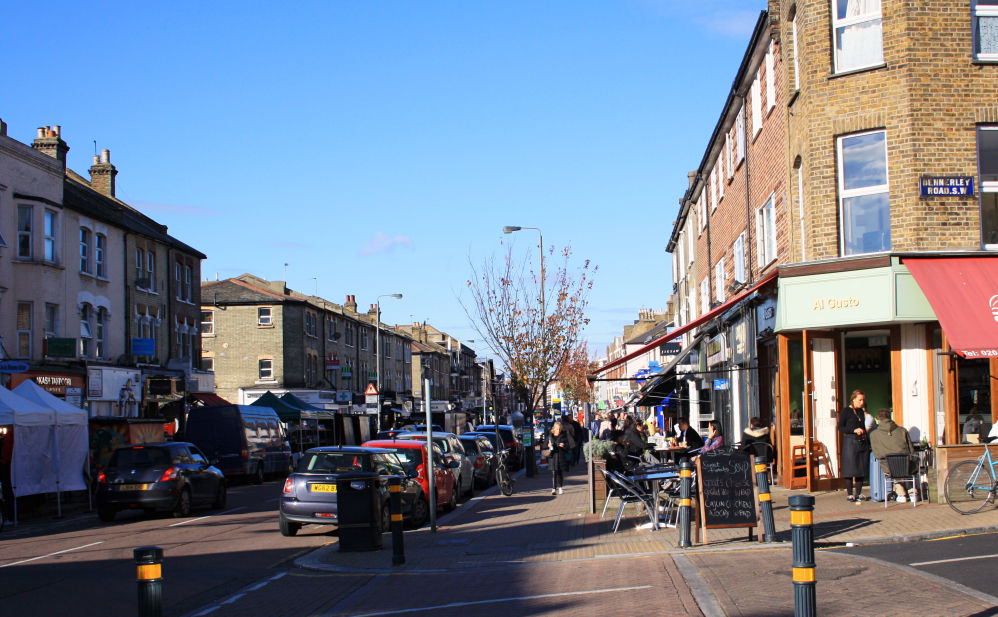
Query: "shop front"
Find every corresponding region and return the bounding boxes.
[772,254,998,491]
[86,366,143,417]
[8,370,86,408]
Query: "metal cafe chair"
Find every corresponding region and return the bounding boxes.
[597,466,623,518]
[884,453,920,508]
[607,470,658,533]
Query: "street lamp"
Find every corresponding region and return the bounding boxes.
[376,293,403,432]
[502,225,544,478]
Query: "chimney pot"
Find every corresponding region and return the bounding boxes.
[37,127,45,138]
[53,125,61,137]
[93,155,100,165]
[101,149,110,163]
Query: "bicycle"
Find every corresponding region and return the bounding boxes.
[945,441,998,514]
[496,448,514,497]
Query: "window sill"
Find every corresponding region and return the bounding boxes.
[201,333,216,338]
[136,287,159,295]
[971,59,998,65]
[828,62,887,80]
[752,128,763,143]
[12,259,65,270]
[80,270,96,279]
[788,90,800,108]
[257,324,275,328]
[255,379,278,385]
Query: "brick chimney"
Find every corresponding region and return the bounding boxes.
[368,304,377,317]
[0,119,7,137]
[89,149,117,197]
[345,295,358,313]
[32,126,69,164]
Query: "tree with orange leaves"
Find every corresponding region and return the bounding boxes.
[558,341,599,408]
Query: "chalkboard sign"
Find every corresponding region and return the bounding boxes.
[696,448,759,533]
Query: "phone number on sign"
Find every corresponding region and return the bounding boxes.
[963,350,998,358]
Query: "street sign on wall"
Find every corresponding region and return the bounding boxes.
[132,338,155,356]
[0,361,30,374]
[920,176,975,196]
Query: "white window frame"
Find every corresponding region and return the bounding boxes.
[136,249,144,286]
[80,303,93,357]
[44,210,56,262]
[837,129,891,256]
[733,233,747,284]
[718,149,725,200]
[766,40,776,113]
[725,134,734,179]
[96,308,106,358]
[259,359,274,381]
[96,234,107,278]
[80,227,91,273]
[175,263,182,299]
[756,194,778,267]
[677,232,685,281]
[697,195,705,235]
[687,222,695,265]
[715,258,726,304]
[736,108,746,163]
[832,0,884,74]
[792,12,801,90]
[146,252,155,290]
[0,193,6,249]
[751,72,763,138]
[201,310,214,335]
[45,303,59,338]
[258,306,273,326]
[184,265,192,302]
[710,167,717,212]
[797,163,807,260]
[975,0,998,61]
[202,357,215,372]
[700,279,710,316]
[17,205,32,259]
[17,302,32,358]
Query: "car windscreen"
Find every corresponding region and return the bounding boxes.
[298,452,371,473]
[458,438,479,454]
[472,433,501,449]
[383,449,420,474]
[110,447,171,468]
[397,435,450,453]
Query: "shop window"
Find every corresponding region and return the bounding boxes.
[957,356,993,442]
[17,302,32,358]
[832,0,883,73]
[838,130,890,255]
[80,228,91,273]
[977,126,998,249]
[974,0,998,60]
[788,339,805,436]
[17,205,32,258]
[44,210,56,262]
[96,234,107,278]
[258,307,272,326]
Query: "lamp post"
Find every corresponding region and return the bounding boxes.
[503,225,543,477]
[376,294,402,433]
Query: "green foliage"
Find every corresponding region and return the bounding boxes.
[584,439,614,462]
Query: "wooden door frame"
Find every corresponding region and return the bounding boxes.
[925,323,939,447]
[776,332,799,488]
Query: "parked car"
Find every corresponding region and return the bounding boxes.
[96,442,226,521]
[279,446,429,537]
[458,433,497,488]
[394,432,475,497]
[474,425,524,469]
[374,429,411,440]
[411,424,444,433]
[534,420,554,444]
[362,440,458,518]
[185,405,292,484]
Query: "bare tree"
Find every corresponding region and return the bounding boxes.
[462,242,594,416]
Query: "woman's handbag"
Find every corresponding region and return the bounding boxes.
[541,449,552,458]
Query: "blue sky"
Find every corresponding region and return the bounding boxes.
[4,0,763,358]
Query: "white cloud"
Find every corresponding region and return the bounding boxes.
[358,232,413,257]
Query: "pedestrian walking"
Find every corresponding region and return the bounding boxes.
[547,421,570,495]
[838,389,872,502]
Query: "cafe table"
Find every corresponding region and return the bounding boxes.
[630,469,679,530]
[656,446,689,465]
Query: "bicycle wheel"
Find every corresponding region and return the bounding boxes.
[945,460,995,514]
[497,468,514,496]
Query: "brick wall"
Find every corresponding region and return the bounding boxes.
[201,304,286,404]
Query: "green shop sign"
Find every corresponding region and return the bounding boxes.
[44,337,77,358]
[777,264,936,331]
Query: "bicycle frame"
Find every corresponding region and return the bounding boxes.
[966,443,998,495]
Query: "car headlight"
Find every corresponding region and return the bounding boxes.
[350,481,366,490]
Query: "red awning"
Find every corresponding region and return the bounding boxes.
[592,269,778,376]
[904,256,998,358]
[190,392,230,406]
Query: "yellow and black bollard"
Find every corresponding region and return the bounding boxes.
[134,546,163,617]
[388,476,405,566]
[677,458,694,548]
[754,456,779,543]
[789,495,816,617]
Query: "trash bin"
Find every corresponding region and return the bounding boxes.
[336,472,384,552]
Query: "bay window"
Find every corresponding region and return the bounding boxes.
[838,130,891,255]
[833,0,883,73]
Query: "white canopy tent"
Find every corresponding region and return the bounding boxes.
[13,380,89,498]
[0,385,56,523]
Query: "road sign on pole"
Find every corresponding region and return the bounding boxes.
[365,383,379,405]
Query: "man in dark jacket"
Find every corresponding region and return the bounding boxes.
[676,418,705,451]
[605,431,636,474]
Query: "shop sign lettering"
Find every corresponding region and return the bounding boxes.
[813,297,860,310]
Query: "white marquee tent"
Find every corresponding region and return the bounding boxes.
[14,380,89,494]
[0,385,56,502]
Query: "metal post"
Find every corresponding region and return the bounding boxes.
[424,377,435,533]
[388,476,405,565]
[677,458,694,548]
[376,300,381,434]
[586,402,594,514]
[134,546,163,617]
[755,456,779,543]
[789,495,816,617]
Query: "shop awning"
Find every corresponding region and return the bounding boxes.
[591,270,777,376]
[904,256,998,357]
[190,392,230,407]
[629,334,704,407]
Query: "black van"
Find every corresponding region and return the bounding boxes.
[185,405,292,483]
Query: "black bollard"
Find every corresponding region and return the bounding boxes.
[754,456,779,543]
[134,546,163,617]
[388,476,405,566]
[789,495,816,617]
[677,458,694,548]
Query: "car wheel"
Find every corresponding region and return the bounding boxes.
[97,505,116,522]
[279,515,300,537]
[212,482,227,510]
[442,487,458,513]
[409,497,429,528]
[252,464,265,485]
[381,503,392,533]
[172,488,192,518]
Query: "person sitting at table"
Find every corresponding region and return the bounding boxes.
[650,425,668,449]
[869,408,915,501]
[676,417,704,451]
[605,431,636,474]
[741,416,771,460]
[698,421,724,457]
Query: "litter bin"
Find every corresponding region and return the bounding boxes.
[336,472,384,552]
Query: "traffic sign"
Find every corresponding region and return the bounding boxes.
[365,383,379,405]
[365,383,379,396]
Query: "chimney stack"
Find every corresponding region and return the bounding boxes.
[345,295,358,313]
[89,148,117,197]
[31,125,70,164]
[688,171,697,188]
[0,119,7,137]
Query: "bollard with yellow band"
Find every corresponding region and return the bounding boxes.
[789,495,816,617]
[388,476,406,566]
[134,546,163,617]
[677,458,694,548]
[754,456,779,543]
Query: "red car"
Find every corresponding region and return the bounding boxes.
[362,440,458,513]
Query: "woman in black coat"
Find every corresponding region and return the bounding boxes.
[547,422,570,496]
[838,389,871,502]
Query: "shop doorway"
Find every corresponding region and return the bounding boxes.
[843,330,893,420]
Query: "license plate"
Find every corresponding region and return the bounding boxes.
[310,484,337,493]
[120,484,147,491]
